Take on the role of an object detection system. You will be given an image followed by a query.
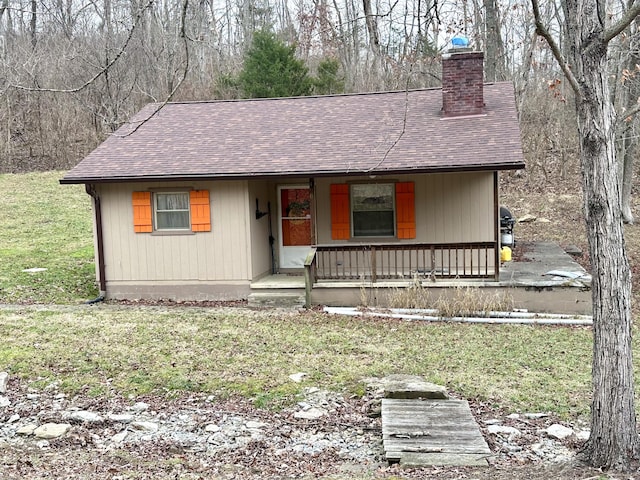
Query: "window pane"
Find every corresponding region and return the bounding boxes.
[353,211,395,236]
[351,184,395,237]
[281,188,310,218]
[156,211,190,229]
[157,193,189,210]
[282,219,311,246]
[155,192,190,230]
[352,184,394,212]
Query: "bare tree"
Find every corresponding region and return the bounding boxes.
[533,0,640,471]
[611,9,640,224]
[482,0,506,81]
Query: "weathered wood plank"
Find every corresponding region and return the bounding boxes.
[382,399,469,408]
[381,397,491,467]
[382,425,488,438]
[386,452,490,467]
[383,433,491,446]
[383,439,491,454]
[383,435,491,449]
[383,420,481,430]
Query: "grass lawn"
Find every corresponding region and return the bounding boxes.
[0,305,594,418]
[0,171,637,422]
[0,171,97,303]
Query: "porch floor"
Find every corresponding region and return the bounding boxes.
[249,242,591,313]
[251,242,589,290]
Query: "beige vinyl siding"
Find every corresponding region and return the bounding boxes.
[315,172,495,244]
[97,181,251,284]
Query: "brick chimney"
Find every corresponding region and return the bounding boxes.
[441,50,484,117]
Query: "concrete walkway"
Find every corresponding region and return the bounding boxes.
[499,242,591,288]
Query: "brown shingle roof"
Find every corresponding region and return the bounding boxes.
[61,83,524,184]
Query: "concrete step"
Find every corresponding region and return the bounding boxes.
[248,291,305,308]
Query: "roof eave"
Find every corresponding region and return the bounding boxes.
[59,162,525,185]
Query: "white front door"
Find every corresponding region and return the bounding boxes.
[278,186,311,269]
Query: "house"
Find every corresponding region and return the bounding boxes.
[61,49,525,306]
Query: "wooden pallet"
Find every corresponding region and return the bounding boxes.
[382,398,491,467]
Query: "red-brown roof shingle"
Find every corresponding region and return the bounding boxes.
[61,83,524,184]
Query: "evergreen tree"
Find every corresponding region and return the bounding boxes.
[239,31,312,98]
[313,58,345,95]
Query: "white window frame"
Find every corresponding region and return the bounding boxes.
[153,191,191,231]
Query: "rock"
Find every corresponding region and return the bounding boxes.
[564,245,582,257]
[107,413,135,424]
[546,424,574,440]
[380,375,448,400]
[506,413,520,420]
[524,412,549,419]
[246,421,267,429]
[484,418,504,425]
[0,396,10,407]
[576,430,590,441]
[33,423,72,439]
[537,217,551,223]
[294,407,327,420]
[16,424,38,435]
[130,421,159,432]
[289,372,307,383]
[531,441,546,457]
[0,372,8,394]
[65,410,104,424]
[26,393,40,400]
[112,431,128,443]
[205,424,221,433]
[8,414,20,423]
[487,425,521,437]
[518,213,537,223]
[130,402,149,412]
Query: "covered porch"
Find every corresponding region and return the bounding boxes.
[249,242,592,315]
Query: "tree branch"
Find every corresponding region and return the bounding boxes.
[604,2,640,43]
[364,63,414,173]
[530,0,581,96]
[617,99,640,125]
[10,0,155,94]
[116,0,191,137]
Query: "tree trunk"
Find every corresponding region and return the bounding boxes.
[29,0,36,49]
[620,142,634,224]
[568,0,639,470]
[618,18,640,225]
[483,0,506,81]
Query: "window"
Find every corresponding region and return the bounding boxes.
[132,190,211,233]
[330,182,415,240]
[351,184,395,237]
[154,192,190,230]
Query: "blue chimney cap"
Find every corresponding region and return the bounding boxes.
[451,36,469,47]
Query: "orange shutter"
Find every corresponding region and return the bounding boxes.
[190,190,211,232]
[132,191,152,233]
[330,184,350,240]
[396,182,416,239]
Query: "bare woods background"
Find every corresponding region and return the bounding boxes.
[0,0,636,195]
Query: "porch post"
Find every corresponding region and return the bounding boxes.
[371,246,377,283]
[304,247,317,308]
